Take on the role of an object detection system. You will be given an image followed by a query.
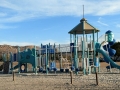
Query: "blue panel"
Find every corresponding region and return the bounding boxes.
[41,45,48,54]
[95,58,99,67]
[108,49,116,57]
[48,45,54,54]
[13,53,17,61]
[50,62,56,70]
[70,43,74,52]
[41,45,55,54]
[103,44,110,51]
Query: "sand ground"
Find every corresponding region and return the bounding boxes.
[0,62,120,90]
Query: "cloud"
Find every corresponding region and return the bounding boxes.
[1,0,120,23]
[97,17,109,26]
[0,24,17,29]
[97,21,109,26]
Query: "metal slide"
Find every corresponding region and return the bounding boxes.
[96,48,120,69]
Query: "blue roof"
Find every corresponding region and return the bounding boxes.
[105,30,112,34]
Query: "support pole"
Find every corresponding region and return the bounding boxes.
[70,71,73,84]
[93,30,96,73]
[70,34,73,70]
[39,47,41,68]
[82,17,86,75]
[71,45,73,70]
[34,46,37,74]
[54,43,56,63]
[59,44,61,69]
[10,52,13,73]
[74,33,78,75]
[90,36,92,50]
[12,71,15,81]
[18,47,20,74]
[96,72,98,85]
[97,32,100,72]
[48,43,50,67]
[87,48,89,74]
[46,44,48,75]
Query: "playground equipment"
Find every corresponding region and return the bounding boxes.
[57,44,72,73]
[68,18,100,75]
[38,44,57,74]
[39,43,74,74]
[0,52,17,74]
[11,46,38,74]
[3,16,119,76]
[96,30,120,71]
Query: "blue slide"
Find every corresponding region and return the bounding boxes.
[96,48,120,69]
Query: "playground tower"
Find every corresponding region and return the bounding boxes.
[68,18,100,75]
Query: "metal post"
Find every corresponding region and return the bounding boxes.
[90,35,92,50]
[70,34,73,70]
[86,34,88,50]
[71,45,73,69]
[18,47,20,74]
[10,52,13,73]
[97,32,100,72]
[93,30,96,73]
[46,44,48,75]
[70,34,72,43]
[74,33,78,75]
[87,48,89,74]
[54,43,56,62]
[34,46,37,74]
[83,31,86,75]
[59,44,62,69]
[48,43,50,67]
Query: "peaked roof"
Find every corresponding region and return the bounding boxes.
[68,18,100,34]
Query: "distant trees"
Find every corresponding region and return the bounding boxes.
[111,42,120,61]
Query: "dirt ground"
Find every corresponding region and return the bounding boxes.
[0,62,120,90]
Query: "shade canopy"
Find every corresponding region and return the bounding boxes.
[68,18,100,34]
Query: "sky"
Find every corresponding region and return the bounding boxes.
[0,0,120,46]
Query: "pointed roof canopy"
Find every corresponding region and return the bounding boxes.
[68,18,100,34]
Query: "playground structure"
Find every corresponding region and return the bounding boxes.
[0,18,101,75]
[95,30,120,72]
[68,18,101,75]
[0,17,120,76]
